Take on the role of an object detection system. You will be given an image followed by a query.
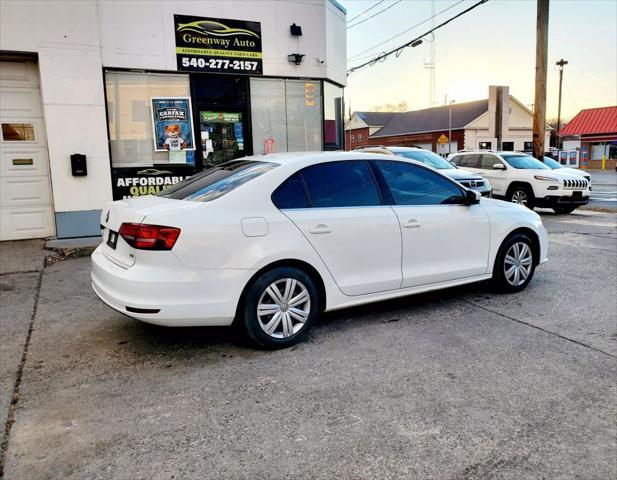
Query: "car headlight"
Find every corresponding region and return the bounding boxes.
[534,175,559,182]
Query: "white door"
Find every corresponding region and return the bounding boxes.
[0,59,54,240]
[284,160,402,296]
[475,153,510,196]
[374,159,490,288]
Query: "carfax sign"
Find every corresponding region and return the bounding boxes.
[174,14,263,75]
[150,97,195,152]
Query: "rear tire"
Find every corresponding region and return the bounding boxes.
[508,185,535,209]
[552,205,577,214]
[492,233,536,293]
[241,267,318,349]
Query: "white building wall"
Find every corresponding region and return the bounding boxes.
[97,0,346,86]
[0,0,111,236]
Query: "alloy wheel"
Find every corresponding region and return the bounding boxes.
[257,278,311,338]
[504,242,533,287]
[511,190,528,206]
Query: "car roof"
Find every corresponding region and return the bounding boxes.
[454,150,528,156]
[239,150,396,166]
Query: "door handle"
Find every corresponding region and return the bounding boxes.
[403,219,420,229]
[309,224,331,234]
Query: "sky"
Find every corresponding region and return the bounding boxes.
[341,0,617,120]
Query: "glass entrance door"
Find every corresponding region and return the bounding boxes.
[199,111,244,167]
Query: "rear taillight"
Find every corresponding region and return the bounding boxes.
[118,223,181,250]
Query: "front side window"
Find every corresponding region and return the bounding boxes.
[501,154,550,170]
[301,161,381,208]
[376,160,464,206]
[159,160,277,202]
[481,154,503,169]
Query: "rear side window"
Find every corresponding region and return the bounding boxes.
[376,160,464,206]
[301,160,381,208]
[271,173,309,209]
[158,160,277,202]
[459,154,481,168]
[481,154,503,169]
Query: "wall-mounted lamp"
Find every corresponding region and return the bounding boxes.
[290,23,302,36]
[287,53,305,65]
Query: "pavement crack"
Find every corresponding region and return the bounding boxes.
[464,299,617,359]
[0,268,44,477]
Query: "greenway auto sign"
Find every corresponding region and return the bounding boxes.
[174,15,263,75]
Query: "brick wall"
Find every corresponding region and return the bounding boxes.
[345,127,371,150]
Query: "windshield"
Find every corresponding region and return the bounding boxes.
[158,160,277,202]
[501,154,550,170]
[394,149,455,170]
[543,156,562,169]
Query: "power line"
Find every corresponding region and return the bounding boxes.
[348,0,465,61]
[347,0,386,24]
[347,0,402,30]
[348,0,490,74]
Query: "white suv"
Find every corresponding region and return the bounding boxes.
[450,151,590,214]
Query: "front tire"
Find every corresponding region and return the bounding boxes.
[508,185,535,209]
[492,233,536,293]
[241,267,318,348]
[552,205,577,214]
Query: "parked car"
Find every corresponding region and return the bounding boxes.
[449,150,590,214]
[541,156,592,183]
[92,152,548,348]
[357,146,492,197]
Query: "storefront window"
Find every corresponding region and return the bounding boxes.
[250,79,288,154]
[250,78,322,154]
[105,71,193,167]
[323,81,344,151]
[285,80,322,152]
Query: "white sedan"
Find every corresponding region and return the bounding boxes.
[92,152,548,348]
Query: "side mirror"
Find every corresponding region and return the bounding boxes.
[492,163,506,170]
[464,189,481,205]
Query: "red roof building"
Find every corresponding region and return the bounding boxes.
[559,106,617,169]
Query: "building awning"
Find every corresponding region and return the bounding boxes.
[559,106,617,137]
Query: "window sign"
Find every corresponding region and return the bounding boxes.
[111,166,195,200]
[175,15,263,75]
[150,97,195,154]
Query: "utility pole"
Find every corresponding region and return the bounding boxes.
[448,100,456,155]
[532,0,549,161]
[556,58,568,149]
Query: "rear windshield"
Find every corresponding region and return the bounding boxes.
[543,156,562,169]
[393,149,455,170]
[158,160,277,202]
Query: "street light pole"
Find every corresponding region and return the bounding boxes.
[556,58,568,150]
[532,0,549,161]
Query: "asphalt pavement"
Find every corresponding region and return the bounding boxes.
[587,170,617,211]
[0,209,615,479]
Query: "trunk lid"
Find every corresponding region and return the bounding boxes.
[100,196,198,268]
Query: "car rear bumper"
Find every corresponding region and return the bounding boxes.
[91,246,254,327]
